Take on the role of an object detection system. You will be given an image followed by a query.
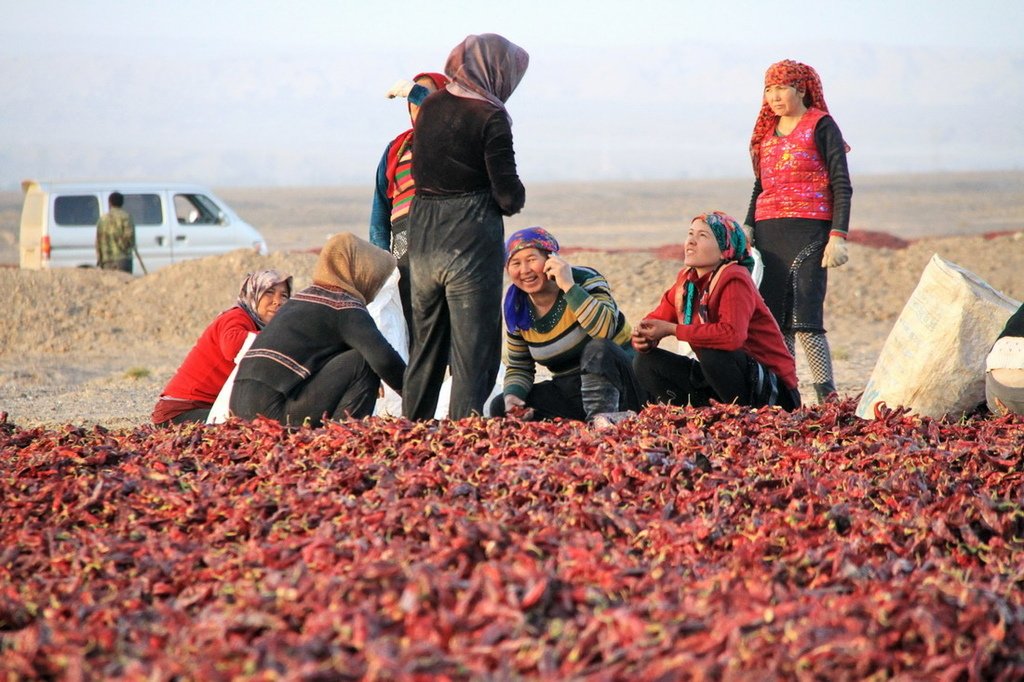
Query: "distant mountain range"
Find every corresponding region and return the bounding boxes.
[2,42,1021,188]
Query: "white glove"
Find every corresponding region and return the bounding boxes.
[385,79,415,99]
[742,224,755,248]
[821,235,849,268]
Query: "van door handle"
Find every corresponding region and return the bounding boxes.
[155,236,165,246]
[175,235,187,242]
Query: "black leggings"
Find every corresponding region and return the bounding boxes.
[230,349,380,427]
[633,347,800,410]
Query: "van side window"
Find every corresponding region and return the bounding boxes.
[54,195,100,226]
[122,194,163,225]
[174,194,223,225]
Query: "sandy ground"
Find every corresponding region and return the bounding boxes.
[2,171,1023,429]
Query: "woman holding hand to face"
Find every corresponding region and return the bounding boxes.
[491,227,643,423]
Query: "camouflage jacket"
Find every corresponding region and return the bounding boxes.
[96,207,136,266]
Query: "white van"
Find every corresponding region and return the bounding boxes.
[19,180,268,273]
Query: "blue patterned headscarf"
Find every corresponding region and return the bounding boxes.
[503,227,560,332]
[681,212,755,324]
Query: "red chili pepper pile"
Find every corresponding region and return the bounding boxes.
[1,399,1023,679]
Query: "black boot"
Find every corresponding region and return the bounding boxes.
[813,381,837,404]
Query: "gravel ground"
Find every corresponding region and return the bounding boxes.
[3,230,1023,429]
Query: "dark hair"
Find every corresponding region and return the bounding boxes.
[109,192,124,207]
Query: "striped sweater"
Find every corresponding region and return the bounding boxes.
[504,266,632,399]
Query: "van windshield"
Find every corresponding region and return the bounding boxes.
[174,194,223,225]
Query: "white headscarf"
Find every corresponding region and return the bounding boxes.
[237,269,292,328]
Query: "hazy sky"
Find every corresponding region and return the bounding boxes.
[8,0,1020,51]
[2,0,1022,187]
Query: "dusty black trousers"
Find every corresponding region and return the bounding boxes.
[230,349,380,427]
[489,338,644,421]
[633,346,800,410]
[402,191,504,420]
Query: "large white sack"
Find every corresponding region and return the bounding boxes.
[207,332,257,424]
[856,254,1020,420]
[369,269,409,417]
[434,364,507,419]
[368,270,503,418]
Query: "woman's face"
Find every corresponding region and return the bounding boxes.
[763,84,806,117]
[684,220,724,275]
[506,247,551,295]
[256,282,290,324]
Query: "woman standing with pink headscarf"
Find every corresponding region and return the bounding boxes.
[744,59,852,404]
[402,33,529,420]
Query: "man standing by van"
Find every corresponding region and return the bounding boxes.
[96,191,136,273]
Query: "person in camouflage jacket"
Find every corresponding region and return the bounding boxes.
[96,191,136,272]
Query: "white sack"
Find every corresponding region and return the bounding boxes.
[369,269,409,417]
[207,331,257,424]
[855,254,1020,420]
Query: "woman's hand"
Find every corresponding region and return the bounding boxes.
[543,254,574,292]
[504,394,534,419]
[631,327,654,353]
[822,235,849,268]
[632,318,675,352]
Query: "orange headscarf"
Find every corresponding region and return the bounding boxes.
[749,59,848,177]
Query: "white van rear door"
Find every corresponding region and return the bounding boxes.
[170,192,247,262]
[119,192,173,273]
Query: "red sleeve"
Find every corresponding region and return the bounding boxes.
[215,309,258,363]
[675,276,754,350]
[643,271,684,323]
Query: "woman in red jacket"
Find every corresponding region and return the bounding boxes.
[632,211,800,410]
[152,269,292,425]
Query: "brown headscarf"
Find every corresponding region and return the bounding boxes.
[749,59,848,176]
[312,233,396,305]
[444,33,529,111]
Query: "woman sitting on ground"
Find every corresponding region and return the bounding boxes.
[152,269,292,425]
[986,302,1024,416]
[489,226,643,422]
[632,211,801,410]
[230,233,406,427]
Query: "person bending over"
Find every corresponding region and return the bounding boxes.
[230,234,405,427]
